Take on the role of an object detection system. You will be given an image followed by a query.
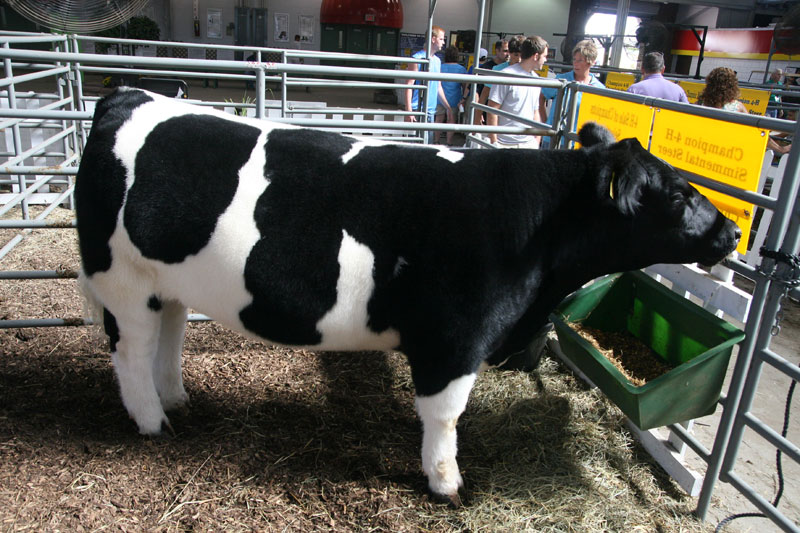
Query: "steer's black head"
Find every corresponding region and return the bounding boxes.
[578,122,741,267]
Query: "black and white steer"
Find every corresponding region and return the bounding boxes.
[75,88,740,504]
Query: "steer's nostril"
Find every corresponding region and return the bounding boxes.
[734,226,742,239]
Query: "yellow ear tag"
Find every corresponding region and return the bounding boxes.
[609,172,616,200]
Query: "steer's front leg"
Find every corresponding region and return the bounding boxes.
[414,373,477,506]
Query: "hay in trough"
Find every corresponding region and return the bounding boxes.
[0,206,717,531]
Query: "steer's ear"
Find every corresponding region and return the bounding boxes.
[604,138,648,216]
[578,122,616,147]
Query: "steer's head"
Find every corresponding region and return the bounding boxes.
[578,122,741,266]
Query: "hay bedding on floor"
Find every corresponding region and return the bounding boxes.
[0,207,716,532]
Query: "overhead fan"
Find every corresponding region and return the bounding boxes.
[559,35,581,63]
[773,3,800,55]
[635,20,671,55]
[4,0,151,33]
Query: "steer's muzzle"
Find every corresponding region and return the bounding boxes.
[699,214,741,266]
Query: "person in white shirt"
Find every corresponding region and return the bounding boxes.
[487,36,549,148]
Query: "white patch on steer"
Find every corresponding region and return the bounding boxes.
[434,146,464,163]
[156,129,271,330]
[340,139,392,165]
[415,374,477,496]
[341,141,369,164]
[113,98,197,190]
[316,230,400,350]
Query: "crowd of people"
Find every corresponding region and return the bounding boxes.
[403,26,795,155]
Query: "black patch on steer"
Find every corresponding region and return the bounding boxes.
[125,114,262,263]
[75,89,154,275]
[103,307,120,352]
[147,295,162,311]
[238,129,358,345]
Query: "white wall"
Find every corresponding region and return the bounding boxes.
[145,0,568,60]
[489,0,568,59]
[169,1,237,50]
[400,0,481,36]
[265,0,318,49]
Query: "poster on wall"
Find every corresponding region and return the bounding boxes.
[274,13,289,42]
[207,8,222,39]
[298,15,314,43]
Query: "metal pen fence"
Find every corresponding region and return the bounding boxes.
[1,31,800,532]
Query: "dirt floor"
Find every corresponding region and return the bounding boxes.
[0,209,740,532]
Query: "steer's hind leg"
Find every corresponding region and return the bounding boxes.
[414,373,477,506]
[152,299,189,411]
[108,303,171,436]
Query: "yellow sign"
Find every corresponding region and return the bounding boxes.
[678,81,769,115]
[576,92,654,148]
[738,87,769,115]
[605,72,636,92]
[678,81,704,104]
[650,108,768,254]
[534,65,549,78]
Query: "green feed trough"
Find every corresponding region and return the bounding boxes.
[550,271,745,430]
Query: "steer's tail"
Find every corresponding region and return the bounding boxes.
[77,268,107,337]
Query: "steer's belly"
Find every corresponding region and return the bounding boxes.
[151,227,401,352]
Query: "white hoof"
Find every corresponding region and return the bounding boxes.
[427,458,464,500]
[159,389,190,411]
[133,410,172,437]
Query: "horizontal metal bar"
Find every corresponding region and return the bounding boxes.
[464,134,496,149]
[472,101,555,133]
[0,219,76,229]
[576,83,796,135]
[0,48,563,88]
[758,348,800,383]
[0,65,70,88]
[666,421,712,462]
[0,174,59,217]
[78,65,259,81]
[723,471,800,533]
[285,80,415,90]
[0,269,79,280]
[2,126,75,167]
[0,108,92,120]
[0,318,91,328]
[742,411,800,464]
[275,117,543,134]
[680,170,778,211]
[0,163,79,175]
[0,35,67,44]
[293,108,412,117]
[0,313,212,329]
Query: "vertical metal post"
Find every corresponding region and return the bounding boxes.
[609,0,630,68]
[418,0,437,144]
[280,50,288,119]
[3,42,28,219]
[54,38,75,209]
[257,61,266,120]
[70,35,89,190]
[467,0,487,127]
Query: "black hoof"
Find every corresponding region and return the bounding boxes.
[429,484,467,508]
